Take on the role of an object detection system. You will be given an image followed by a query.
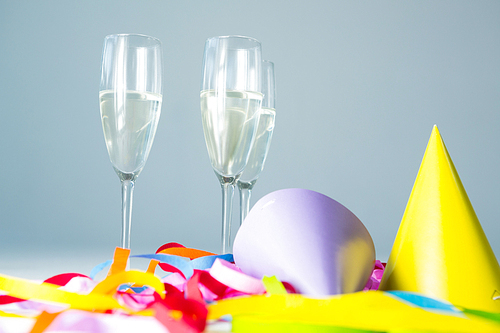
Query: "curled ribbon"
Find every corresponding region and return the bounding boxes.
[1,243,499,333]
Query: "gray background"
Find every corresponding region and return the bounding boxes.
[1,0,499,278]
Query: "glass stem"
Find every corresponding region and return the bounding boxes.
[121,179,135,249]
[220,180,235,254]
[238,182,254,226]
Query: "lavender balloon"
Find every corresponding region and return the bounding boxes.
[233,188,375,296]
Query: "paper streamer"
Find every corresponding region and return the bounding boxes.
[0,245,216,333]
[262,276,287,295]
[208,291,500,332]
[147,260,160,274]
[132,254,194,279]
[89,254,195,280]
[0,309,26,318]
[44,273,90,287]
[209,259,266,295]
[232,316,372,333]
[88,253,233,281]
[158,247,216,259]
[386,291,461,314]
[156,242,186,253]
[192,254,234,270]
[0,273,124,312]
[89,260,113,280]
[107,248,130,276]
[91,270,165,299]
[30,311,60,333]
[3,242,498,333]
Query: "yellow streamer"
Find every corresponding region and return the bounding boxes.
[0,309,30,318]
[232,315,371,333]
[91,270,165,299]
[208,291,500,332]
[262,276,287,295]
[0,273,124,312]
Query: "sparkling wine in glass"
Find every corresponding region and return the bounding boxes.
[99,34,162,249]
[201,36,262,254]
[237,60,276,225]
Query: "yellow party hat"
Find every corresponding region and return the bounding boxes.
[380,125,500,312]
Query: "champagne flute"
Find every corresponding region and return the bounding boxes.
[99,34,162,249]
[201,36,263,254]
[237,60,276,225]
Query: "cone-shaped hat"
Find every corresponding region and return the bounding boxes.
[380,125,500,312]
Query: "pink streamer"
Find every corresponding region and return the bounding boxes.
[209,259,266,295]
[363,260,386,291]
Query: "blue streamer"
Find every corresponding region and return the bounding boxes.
[89,260,112,280]
[192,254,234,270]
[89,251,230,281]
[387,291,461,314]
[131,254,194,280]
